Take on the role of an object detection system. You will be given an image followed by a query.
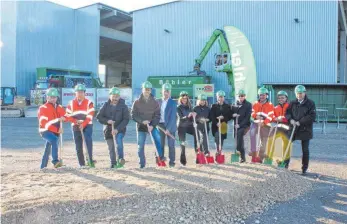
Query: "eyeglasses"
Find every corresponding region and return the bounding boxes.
[180,94,188,97]
[238,95,245,97]
[182,97,188,100]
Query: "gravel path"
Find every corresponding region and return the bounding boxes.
[1,118,346,224]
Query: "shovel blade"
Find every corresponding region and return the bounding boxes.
[88,161,95,168]
[231,153,240,163]
[263,158,273,165]
[278,162,286,168]
[206,155,215,164]
[196,153,207,164]
[115,163,124,168]
[215,153,225,164]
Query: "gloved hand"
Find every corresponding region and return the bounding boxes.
[295,121,300,126]
[233,113,239,118]
[193,122,197,128]
[290,119,296,125]
[235,124,240,129]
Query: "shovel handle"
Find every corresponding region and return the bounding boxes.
[282,124,296,161]
[192,115,202,153]
[203,120,210,152]
[59,120,63,160]
[218,118,222,152]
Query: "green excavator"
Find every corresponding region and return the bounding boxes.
[190,27,258,103]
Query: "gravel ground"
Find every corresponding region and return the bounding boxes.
[1,118,346,224]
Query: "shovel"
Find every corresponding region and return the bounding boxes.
[80,123,95,168]
[203,119,214,164]
[111,124,124,168]
[264,121,279,165]
[231,115,240,163]
[252,120,262,163]
[278,124,296,168]
[215,117,225,164]
[59,120,64,166]
[193,115,207,164]
[147,124,166,167]
[157,125,187,146]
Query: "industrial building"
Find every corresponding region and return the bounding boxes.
[131,0,347,115]
[1,0,347,116]
[1,1,132,96]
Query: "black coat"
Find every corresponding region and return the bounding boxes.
[131,94,161,132]
[209,103,232,137]
[193,105,210,131]
[177,104,193,128]
[231,100,252,129]
[96,99,130,139]
[285,96,316,140]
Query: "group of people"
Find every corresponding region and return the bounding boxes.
[38,81,316,174]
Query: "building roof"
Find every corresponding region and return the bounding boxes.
[130,1,180,13]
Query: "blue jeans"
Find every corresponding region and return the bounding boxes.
[40,131,59,169]
[106,133,125,165]
[137,128,163,167]
[158,123,176,166]
[72,124,93,166]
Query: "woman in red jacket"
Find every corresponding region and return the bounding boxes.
[38,88,67,169]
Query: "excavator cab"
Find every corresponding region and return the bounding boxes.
[0,87,16,106]
[214,53,232,72]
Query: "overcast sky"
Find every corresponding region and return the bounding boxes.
[47,0,177,12]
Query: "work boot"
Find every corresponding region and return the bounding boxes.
[119,159,125,166]
[54,161,62,168]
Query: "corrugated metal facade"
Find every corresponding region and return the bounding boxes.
[0,1,100,96]
[132,1,338,95]
[1,1,17,87]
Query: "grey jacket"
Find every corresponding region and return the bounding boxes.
[96,98,130,139]
[131,93,160,132]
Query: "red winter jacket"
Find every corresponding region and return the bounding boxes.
[274,102,290,130]
[251,100,274,125]
[38,103,67,133]
[66,98,95,129]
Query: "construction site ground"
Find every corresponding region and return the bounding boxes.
[1,118,346,224]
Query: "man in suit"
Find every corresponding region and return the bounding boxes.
[158,83,177,167]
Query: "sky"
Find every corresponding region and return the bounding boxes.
[47,0,177,12]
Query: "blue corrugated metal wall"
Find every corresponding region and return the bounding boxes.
[75,4,100,74]
[132,1,338,96]
[0,1,100,96]
[1,1,17,87]
[15,1,75,96]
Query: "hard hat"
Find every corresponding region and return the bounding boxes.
[162,83,172,91]
[74,84,86,92]
[238,89,246,95]
[258,87,269,95]
[277,90,288,97]
[46,88,59,97]
[216,90,226,97]
[142,81,153,89]
[180,91,188,97]
[198,94,207,100]
[109,87,120,95]
[294,85,306,93]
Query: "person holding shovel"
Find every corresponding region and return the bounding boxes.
[38,88,67,169]
[177,91,198,166]
[157,83,177,167]
[249,87,275,163]
[231,89,252,163]
[193,94,211,155]
[285,85,316,174]
[209,90,232,151]
[131,81,164,168]
[66,84,96,167]
[266,90,291,168]
[96,87,130,168]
